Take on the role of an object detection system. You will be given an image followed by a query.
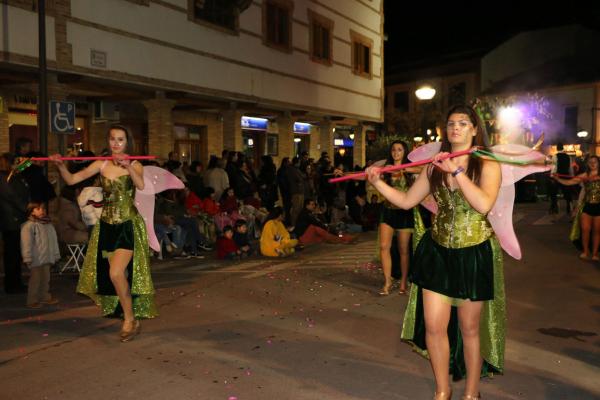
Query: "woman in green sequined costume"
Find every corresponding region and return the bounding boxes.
[367,105,502,400]
[50,125,157,342]
[553,155,600,260]
[378,141,421,295]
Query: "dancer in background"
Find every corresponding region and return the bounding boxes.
[553,155,600,260]
[50,124,156,342]
[378,141,420,295]
[367,105,502,400]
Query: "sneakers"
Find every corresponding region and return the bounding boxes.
[27,302,42,309]
[174,251,191,260]
[41,297,60,305]
[197,242,213,251]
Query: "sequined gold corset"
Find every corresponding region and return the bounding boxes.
[431,186,493,248]
[385,174,409,209]
[100,175,138,224]
[584,179,600,204]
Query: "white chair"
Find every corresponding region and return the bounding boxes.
[60,243,86,274]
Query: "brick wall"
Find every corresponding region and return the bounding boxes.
[143,98,176,160]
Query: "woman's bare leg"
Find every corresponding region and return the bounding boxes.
[591,216,600,258]
[379,223,394,293]
[423,289,452,395]
[397,230,412,292]
[580,213,592,257]
[109,249,135,322]
[458,300,484,397]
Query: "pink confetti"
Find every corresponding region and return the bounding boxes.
[42,333,49,337]
[228,397,238,400]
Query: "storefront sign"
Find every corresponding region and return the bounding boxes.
[334,138,354,147]
[241,116,268,130]
[294,122,311,134]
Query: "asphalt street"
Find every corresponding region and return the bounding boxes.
[0,201,599,400]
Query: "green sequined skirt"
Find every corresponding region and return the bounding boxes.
[76,214,158,319]
[401,231,506,381]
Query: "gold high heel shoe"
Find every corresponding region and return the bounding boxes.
[379,281,393,295]
[461,394,480,400]
[119,320,141,342]
[433,389,452,399]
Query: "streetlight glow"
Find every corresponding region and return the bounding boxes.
[577,130,589,138]
[415,86,436,100]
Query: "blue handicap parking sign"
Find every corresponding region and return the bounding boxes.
[50,100,76,134]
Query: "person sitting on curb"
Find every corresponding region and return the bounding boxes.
[260,207,298,257]
[216,225,241,260]
[233,219,254,257]
[295,198,357,245]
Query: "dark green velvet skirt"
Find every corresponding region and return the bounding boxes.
[410,231,494,301]
[96,219,134,296]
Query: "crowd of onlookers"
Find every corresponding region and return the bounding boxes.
[1,139,385,297]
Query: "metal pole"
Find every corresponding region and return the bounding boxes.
[38,0,48,159]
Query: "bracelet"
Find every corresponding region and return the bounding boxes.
[451,166,465,177]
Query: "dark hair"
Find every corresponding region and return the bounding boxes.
[385,140,412,185]
[207,155,219,169]
[190,160,202,173]
[234,219,247,229]
[107,124,135,155]
[26,202,45,218]
[222,225,234,234]
[219,186,235,202]
[266,206,284,222]
[304,197,316,207]
[15,137,33,154]
[429,104,490,193]
[587,155,600,175]
[279,157,290,168]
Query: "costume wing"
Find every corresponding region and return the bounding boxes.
[488,144,550,259]
[135,166,185,252]
[407,142,442,214]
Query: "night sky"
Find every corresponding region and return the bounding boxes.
[384,1,600,69]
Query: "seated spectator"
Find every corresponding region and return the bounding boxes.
[220,187,240,214]
[156,190,212,256]
[260,207,298,257]
[295,199,355,245]
[216,225,240,260]
[330,197,363,234]
[52,185,88,245]
[154,213,186,258]
[233,219,254,257]
[183,186,216,243]
[200,187,220,216]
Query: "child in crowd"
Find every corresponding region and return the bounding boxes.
[233,219,253,257]
[20,202,61,308]
[216,225,241,260]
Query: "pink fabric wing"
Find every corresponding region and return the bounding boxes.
[135,166,185,252]
[408,142,441,213]
[488,146,551,259]
[407,142,442,162]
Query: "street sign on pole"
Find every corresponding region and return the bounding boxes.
[50,100,76,134]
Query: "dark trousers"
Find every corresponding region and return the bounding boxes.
[2,230,24,292]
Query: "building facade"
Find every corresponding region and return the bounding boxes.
[0,0,384,168]
[384,52,482,142]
